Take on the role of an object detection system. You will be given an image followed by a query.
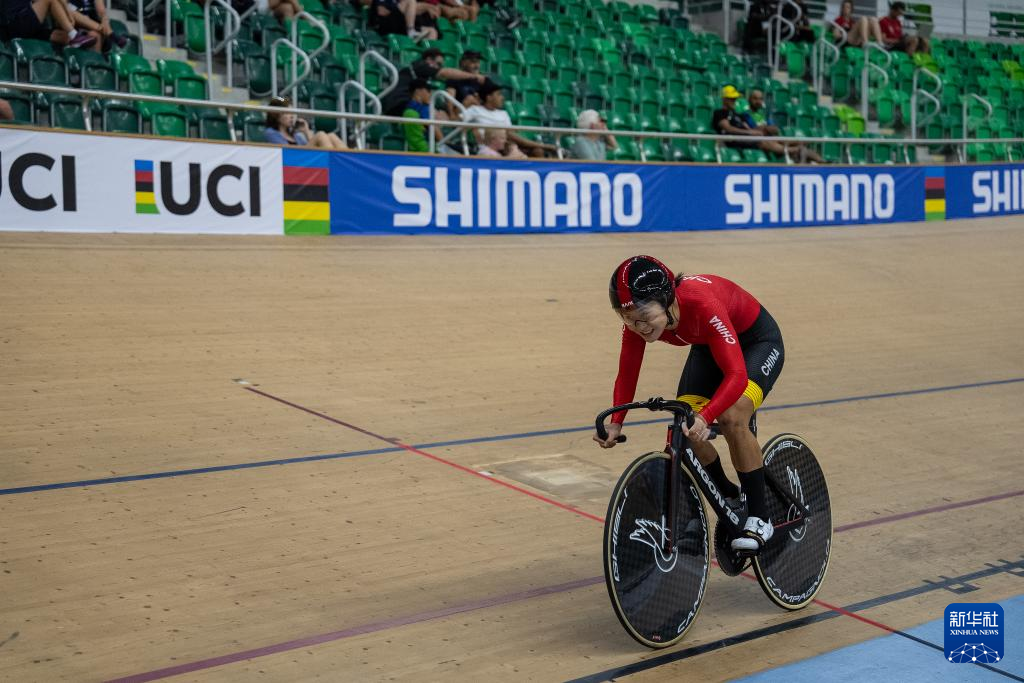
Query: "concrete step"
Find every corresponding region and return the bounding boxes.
[818,94,834,108]
[140,34,189,63]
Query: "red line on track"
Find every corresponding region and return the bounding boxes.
[244,387,603,523]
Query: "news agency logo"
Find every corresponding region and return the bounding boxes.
[945,603,1003,664]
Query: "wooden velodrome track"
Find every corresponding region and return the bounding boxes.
[1,216,1022,682]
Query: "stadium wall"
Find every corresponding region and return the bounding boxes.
[1,128,1023,236]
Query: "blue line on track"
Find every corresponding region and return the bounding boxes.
[2,376,1022,496]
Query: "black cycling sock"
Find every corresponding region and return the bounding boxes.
[738,468,769,520]
[705,456,740,499]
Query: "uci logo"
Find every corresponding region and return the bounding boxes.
[0,152,77,212]
[135,160,261,217]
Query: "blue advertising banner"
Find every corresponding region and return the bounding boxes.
[945,163,1024,220]
[329,151,926,235]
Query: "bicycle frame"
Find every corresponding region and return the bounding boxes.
[596,398,812,555]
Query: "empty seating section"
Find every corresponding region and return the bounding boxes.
[1,0,1022,161]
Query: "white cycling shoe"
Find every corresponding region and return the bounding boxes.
[731,516,774,552]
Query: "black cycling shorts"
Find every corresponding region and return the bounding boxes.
[676,306,784,415]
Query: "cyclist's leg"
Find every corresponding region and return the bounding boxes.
[728,308,785,549]
[676,346,739,499]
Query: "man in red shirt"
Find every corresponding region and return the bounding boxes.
[875,1,928,55]
[595,256,786,553]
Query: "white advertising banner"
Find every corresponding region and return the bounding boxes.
[0,128,284,234]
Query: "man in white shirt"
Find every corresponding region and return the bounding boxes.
[463,82,556,158]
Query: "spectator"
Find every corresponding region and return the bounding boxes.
[781,0,814,43]
[742,88,824,163]
[571,109,617,161]
[381,47,484,117]
[832,0,869,47]
[445,50,486,107]
[267,0,302,21]
[437,0,477,22]
[874,2,928,55]
[65,0,128,51]
[402,78,435,153]
[0,0,97,48]
[712,85,823,163]
[741,0,773,54]
[464,81,557,158]
[477,128,527,159]
[0,98,14,121]
[370,0,436,40]
[264,96,347,150]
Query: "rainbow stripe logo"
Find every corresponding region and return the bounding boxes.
[282,149,330,235]
[135,160,158,214]
[925,167,945,221]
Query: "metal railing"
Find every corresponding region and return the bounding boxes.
[4,81,1024,164]
[861,42,891,121]
[959,93,994,162]
[767,0,798,73]
[911,67,943,141]
[203,0,240,90]
[338,80,382,149]
[357,50,399,117]
[813,20,846,95]
[428,90,469,154]
[273,12,329,98]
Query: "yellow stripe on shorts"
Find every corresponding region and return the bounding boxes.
[677,394,710,411]
[743,379,765,411]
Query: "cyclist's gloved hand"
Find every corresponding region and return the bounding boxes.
[594,421,623,448]
[685,413,711,442]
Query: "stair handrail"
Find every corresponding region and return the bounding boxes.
[339,80,382,149]
[959,92,994,162]
[279,12,329,96]
[270,37,312,97]
[203,0,242,88]
[428,89,469,154]
[813,19,846,95]
[767,0,799,73]
[358,50,400,116]
[860,41,891,121]
[910,66,942,140]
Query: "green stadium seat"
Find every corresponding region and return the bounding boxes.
[152,109,189,137]
[49,96,87,130]
[102,99,142,134]
[197,109,232,140]
[0,88,33,123]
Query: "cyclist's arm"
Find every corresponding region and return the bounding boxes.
[698,305,748,424]
[611,326,646,424]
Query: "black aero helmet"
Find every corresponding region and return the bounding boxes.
[609,255,676,312]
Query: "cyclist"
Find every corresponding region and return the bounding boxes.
[594,255,785,553]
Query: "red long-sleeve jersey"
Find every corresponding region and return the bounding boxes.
[612,274,762,425]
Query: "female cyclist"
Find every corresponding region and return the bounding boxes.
[594,255,785,552]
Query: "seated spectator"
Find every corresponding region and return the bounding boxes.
[267,0,302,21]
[402,78,435,153]
[445,50,486,107]
[370,0,437,40]
[264,96,347,150]
[832,0,869,47]
[0,99,14,121]
[65,0,127,51]
[781,0,814,43]
[382,48,485,116]
[439,0,478,22]
[873,2,928,55]
[741,88,824,163]
[463,81,557,158]
[477,128,527,159]
[712,85,824,163]
[0,0,97,48]
[571,109,617,160]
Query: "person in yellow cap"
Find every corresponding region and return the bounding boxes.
[711,85,824,163]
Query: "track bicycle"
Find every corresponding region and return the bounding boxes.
[595,397,832,648]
